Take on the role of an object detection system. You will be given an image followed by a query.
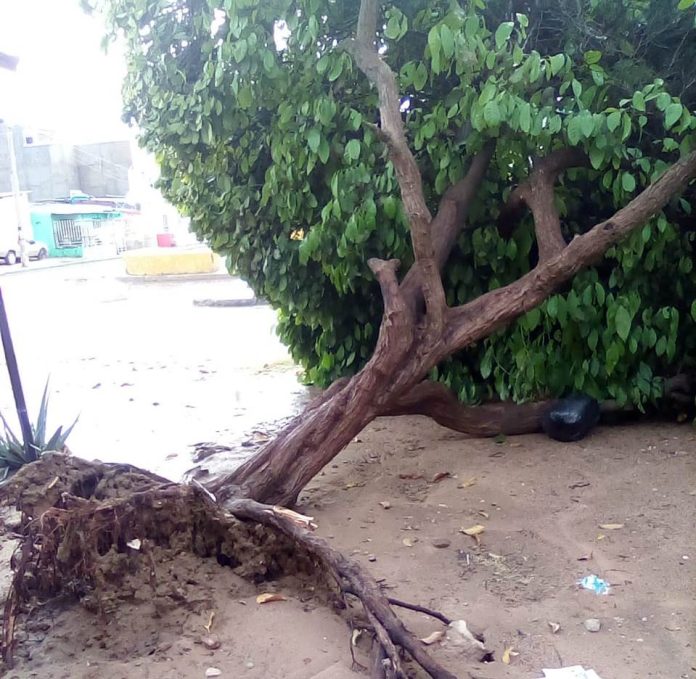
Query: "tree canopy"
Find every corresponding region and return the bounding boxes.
[98,0,696,409]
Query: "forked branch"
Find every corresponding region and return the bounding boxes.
[444,150,696,355]
[400,143,496,310]
[498,148,589,261]
[346,0,446,328]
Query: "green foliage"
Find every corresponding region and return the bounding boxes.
[0,381,78,474]
[97,0,696,410]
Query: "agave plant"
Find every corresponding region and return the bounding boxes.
[0,380,78,475]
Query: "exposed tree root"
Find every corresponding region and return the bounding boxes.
[0,453,471,678]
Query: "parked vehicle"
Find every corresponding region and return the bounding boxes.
[0,239,49,265]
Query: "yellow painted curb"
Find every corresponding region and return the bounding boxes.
[123,249,220,275]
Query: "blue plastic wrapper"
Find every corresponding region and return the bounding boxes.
[577,574,610,595]
[542,393,601,442]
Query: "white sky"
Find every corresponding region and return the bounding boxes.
[0,0,131,143]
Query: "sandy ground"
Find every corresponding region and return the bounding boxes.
[0,259,306,479]
[4,418,695,679]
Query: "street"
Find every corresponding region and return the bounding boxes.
[0,259,306,479]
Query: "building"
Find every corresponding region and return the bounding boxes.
[0,123,131,201]
[30,195,144,258]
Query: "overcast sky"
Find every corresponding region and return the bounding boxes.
[0,0,131,143]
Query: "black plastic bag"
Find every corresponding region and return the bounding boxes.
[541,393,601,442]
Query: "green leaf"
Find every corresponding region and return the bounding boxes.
[677,0,694,9]
[622,172,636,192]
[567,117,582,145]
[495,22,514,49]
[664,102,683,129]
[345,139,361,162]
[480,350,493,379]
[307,128,321,153]
[571,79,582,99]
[328,57,344,82]
[584,50,602,65]
[237,86,253,108]
[413,62,428,91]
[691,299,696,321]
[440,24,454,59]
[656,92,671,111]
[518,103,531,133]
[589,145,605,170]
[427,25,441,61]
[615,305,631,341]
[579,111,594,137]
[632,91,646,111]
[385,16,401,40]
[483,100,501,126]
[607,110,621,132]
[549,54,565,75]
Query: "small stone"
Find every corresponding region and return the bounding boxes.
[245,661,255,669]
[432,538,451,549]
[368,554,377,562]
[201,634,221,650]
[205,668,222,677]
[584,618,601,633]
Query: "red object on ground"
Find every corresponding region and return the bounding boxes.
[156,233,175,247]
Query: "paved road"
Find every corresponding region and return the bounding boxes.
[0,259,306,479]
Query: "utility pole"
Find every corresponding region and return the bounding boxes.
[0,52,27,267]
[4,124,28,267]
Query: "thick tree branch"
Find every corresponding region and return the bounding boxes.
[381,380,555,435]
[444,150,696,354]
[498,148,589,261]
[345,0,446,328]
[400,143,496,309]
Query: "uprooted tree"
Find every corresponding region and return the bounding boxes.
[93,0,696,505]
[4,2,694,676]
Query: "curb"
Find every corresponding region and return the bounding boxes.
[193,298,267,307]
[0,255,121,276]
[116,272,230,284]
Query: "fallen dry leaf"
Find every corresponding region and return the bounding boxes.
[599,523,624,530]
[478,510,489,519]
[577,552,593,561]
[457,477,477,488]
[548,621,561,634]
[351,629,362,646]
[379,501,391,509]
[460,524,485,545]
[420,630,446,645]
[398,472,424,480]
[344,481,366,490]
[402,537,417,548]
[126,538,142,551]
[502,646,515,664]
[256,593,287,604]
[431,471,451,483]
[596,534,606,541]
[460,524,485,537]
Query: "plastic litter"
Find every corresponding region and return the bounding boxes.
[538,666,603,679]
[541,393,600,442]
[577,574,610,595]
